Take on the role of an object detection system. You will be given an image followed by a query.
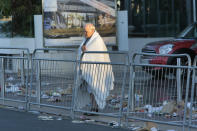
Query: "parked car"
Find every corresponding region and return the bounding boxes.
[141,22,197,77]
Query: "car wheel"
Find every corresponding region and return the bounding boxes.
[170,55,193,77]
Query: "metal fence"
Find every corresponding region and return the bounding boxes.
[126,53,192,129]
[189,56,197,129]
[0,48,30,109]
[29,48,77,115]
[3,47,197,130]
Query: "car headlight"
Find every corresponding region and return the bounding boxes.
[159,44,174,54]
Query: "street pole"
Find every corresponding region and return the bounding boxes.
[193,0,196,22]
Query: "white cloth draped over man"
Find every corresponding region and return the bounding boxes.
[76,23,114,110]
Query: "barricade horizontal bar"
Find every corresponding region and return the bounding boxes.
[0,56,28,59]
[133,52,191,58]
[29,102,71,110]
[33,48,76,54]
[126,116,185,126]
[83,51,129,54]
[80,61,127,65]
[0,98,27,103]
[132,63,192,69]
[74,110,121,117]
[32,58,77,62]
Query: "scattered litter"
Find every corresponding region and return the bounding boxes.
[108,121,119,128]
[147,113,152,117]
[123,107,127,112]
[5,85,20,93]
[150,127,158,131]
[56,117,62,120]
[72,120,85,124]
[7,77,14,81]
[52,92,61,97]
[161,101,176,114]
[38,115,53,120]
[41,94,50,99]
[18,106,24,110]
[6,106,15,109]
[172,112,177,117]
[62,86,73,95]
[47,96,61,102]
[85,119,95,123]
[80,115,90,120]
[145,122,158,131]
[28,110,40,115]
[129,126,142,131]
[144,105,163,114]
[192,113,197,119]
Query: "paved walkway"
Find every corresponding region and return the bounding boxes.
[0,108,128,131]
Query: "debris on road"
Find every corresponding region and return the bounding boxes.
[72,120,85,124]
[38,115,53,120]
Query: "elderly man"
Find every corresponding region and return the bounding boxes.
[76,23,114,112]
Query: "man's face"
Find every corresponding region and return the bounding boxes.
[85,26,94,38]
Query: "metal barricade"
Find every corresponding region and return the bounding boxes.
[73,51,129,125]
[126,53,191,129]
[189,56,197,129]
[29,48,77,115]
[0,48,30,110]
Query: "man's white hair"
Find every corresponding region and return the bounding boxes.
[85,23,95,31]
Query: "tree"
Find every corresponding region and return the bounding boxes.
[12,0,42,37]
[0,0,11,18]
[0,0,42,37]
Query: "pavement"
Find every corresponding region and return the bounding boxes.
[0,107,129,131]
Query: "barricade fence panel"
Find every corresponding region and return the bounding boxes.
[29,59,76,109]
[4,57,29,101]
[189,56,197,128]
[126,53,192,127]
[73,51,129,122]
[0,48,30,109]
[3,48,197,129]
[29,49,77,112]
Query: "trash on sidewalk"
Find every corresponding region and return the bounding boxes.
[80,115,90,120]
[52,92,61,97]
[5,84,20,93]
[129,126,144,131]
[28,110,40,115]
[41,93,50,99]
[145,122,158,131]
[7,76,14,81]
[84,119,95,123]
[62,85,73,95]
[47,96,61,102]
[56,117,63,120]
[38,115,53,120]
[161,101,176,114]
[145,105,163,113]
[72,120,85,124]
[18,106,24,110]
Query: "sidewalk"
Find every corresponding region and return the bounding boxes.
[0,107,128,131]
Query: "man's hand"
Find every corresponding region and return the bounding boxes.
[82,45,86,52]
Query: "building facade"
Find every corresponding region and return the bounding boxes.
[118,0,195,37]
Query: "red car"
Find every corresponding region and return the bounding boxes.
[141,22,197,77]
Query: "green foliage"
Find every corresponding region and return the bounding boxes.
[0,0,12,18]
[0,0,42,37]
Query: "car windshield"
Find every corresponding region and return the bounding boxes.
[176,22,197,39]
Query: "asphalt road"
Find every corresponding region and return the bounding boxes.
[0,108,128,131]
